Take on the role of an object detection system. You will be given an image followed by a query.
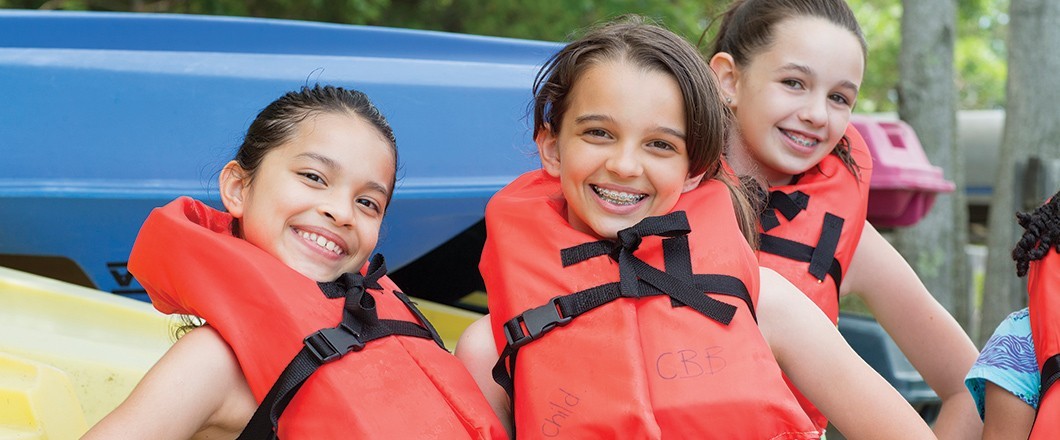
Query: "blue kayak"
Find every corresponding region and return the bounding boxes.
[0,10,561,301]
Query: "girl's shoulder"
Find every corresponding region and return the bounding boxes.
[965,308,1039,419]
[986,308,1032,343]
[1006,307,1031,323]
[977,308,1034,372]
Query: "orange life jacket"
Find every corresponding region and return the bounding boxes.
[129,197,506,440]
[758,124,872,323]
[482,170,818,439]
[755,124,873,431]
[1028,234,1060,439]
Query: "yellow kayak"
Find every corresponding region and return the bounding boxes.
[0,266,480,439]
[0,266,174,439]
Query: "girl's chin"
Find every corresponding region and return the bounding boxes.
[761,161,812,185]
[572,207,654,240]
[293,265,344,282]
[592,220,646,240]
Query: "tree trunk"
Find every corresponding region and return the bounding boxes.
[980,0,1060,344]
[895,0,969,332]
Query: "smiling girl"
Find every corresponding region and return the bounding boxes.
[707,0,982,437]
[83,85,504,439]
[456,17,933,439]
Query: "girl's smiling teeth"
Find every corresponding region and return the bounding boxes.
[297,229,345,255]
[781,129,819,148]
[591,184,647,205]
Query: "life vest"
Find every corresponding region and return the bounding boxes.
[129,197,506,440]
[758,124,872,322]
[1027,221,1060,439]
[482,170,818,439]
[755,124,872,431]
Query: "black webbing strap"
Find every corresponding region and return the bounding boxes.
[759,212,845,294]
[491,211,753,401]
[809,213,843,280]
[393,289,447,350]
[760,190,809,231]
[237,255,439,440]
[661,229,756,321]
[1041,354,1060,399]
[567,213,742,323]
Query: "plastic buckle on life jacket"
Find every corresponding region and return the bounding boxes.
[505,297,571,349]
[304,323,366,364]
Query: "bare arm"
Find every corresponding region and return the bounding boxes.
[82,325,256,440]
[843,222,981,439]
[758,267,935,439]
[980,382,1035,440]
[454,314,513,438]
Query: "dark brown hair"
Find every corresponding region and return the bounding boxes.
[532,15,759,244]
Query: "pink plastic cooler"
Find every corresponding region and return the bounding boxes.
[850,114,956,228]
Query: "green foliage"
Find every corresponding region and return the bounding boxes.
[845,0,1008,112]
[956,0,1009,109]
[848,0,903,113]
[957,36,1007,109]
[164,0,392,24]
[4,0,1008,110]
[380,0,724,44]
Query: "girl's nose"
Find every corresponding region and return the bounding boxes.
[606,143,644,178]
[319,201,354,227]
[799,96,829,128]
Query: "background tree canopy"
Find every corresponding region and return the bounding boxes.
[1,0,1008,111]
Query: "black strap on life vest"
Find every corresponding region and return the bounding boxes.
[491,211,754,401]
[760,190,809,232]
[236,254,443,440]
[759,189,845,294]
[1041,354,1060,400]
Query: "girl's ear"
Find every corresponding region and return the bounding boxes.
[709,52,739,107]
[683,173,705,193]
[536,125,562,178]
[219,160,248,218]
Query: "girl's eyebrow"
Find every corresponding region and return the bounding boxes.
[778,62,860,95]
[296,152,339,171]
[778,62,814,76]
[297,152,391,196]
[366,181,391,198]
[574,113,686,140]
[654,126,686,140]
[574,113,614,125]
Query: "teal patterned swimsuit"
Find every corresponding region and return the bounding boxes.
[965,308,1040,419]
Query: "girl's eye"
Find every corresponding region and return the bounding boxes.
[299,172,325,184]
[830,93,852,106]
[584,128,610,138]
[781,79,804,90]
[647,140,676,151]
[357,198,381,213]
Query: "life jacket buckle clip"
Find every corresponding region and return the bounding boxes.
[304,323,365,364]
[505,297,571,349]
